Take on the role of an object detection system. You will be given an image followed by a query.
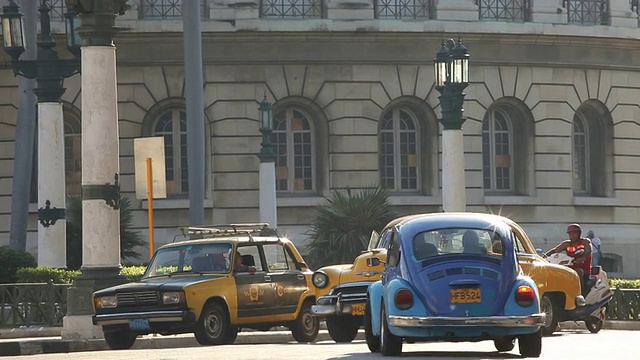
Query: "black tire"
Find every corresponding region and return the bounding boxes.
[326,316,359,343]
[518,329,542,358]
[364,298,380,353]
[224,326,239,344]
[540,294,559,336]
[291,301,320,343]
[494,337,515,352]
[380,306,402,356]
[585,316,603,333]
[103,330,137,350]
[194,302,231,345]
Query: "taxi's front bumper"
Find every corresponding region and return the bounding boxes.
[389,313,546,327]
[93,310,196,326]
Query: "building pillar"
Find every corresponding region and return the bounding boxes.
[259,162,277,228]
[37,102,66,267]
[62,0,128,340]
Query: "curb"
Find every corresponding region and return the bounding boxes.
[0,330,365,356]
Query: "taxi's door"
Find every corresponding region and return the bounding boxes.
[235,246,277,318]
[263,244,306,316]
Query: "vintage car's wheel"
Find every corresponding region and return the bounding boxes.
[291,301,320,343]
[585,316,603,333]
[540,294,559,336]
[518,329,542,358]
[326,315,359,343]
[224,326,239,344]
[380,306,402,356]
[103,330,137,350]
[364,299,380,353]
[493,337,515,352]
[195,302,231,345]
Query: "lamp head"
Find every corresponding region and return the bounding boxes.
[1,0,26,61]
[259,96,273,130]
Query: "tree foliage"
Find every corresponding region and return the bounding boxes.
[305,187,395,269]
[66,195,146,270]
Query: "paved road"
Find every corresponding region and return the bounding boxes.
[4,329,636,360]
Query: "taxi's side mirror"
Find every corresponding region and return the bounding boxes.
[298,261,308,269]
[536,248,544,255]
[367,257,382,267]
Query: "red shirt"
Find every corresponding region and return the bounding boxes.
[566,243,592,274]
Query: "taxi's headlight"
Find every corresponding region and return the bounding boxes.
[95,296,118,309]
[312,271,329,288]
[162,291,184,305]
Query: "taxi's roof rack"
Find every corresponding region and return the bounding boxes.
[174,223,278,242]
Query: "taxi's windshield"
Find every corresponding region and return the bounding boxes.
[413,228,505,261]
[143,242,233,278]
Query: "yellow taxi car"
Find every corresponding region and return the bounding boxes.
[311,214,584,340]
[92,224,319,350]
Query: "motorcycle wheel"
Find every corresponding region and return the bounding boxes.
[585,315,603,333]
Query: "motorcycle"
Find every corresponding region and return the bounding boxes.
[545,248,613,333]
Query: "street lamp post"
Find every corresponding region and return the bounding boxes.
[434,38,470,212]
[62,0,128,340]
[1,0,81,267]
[258,96,277,228]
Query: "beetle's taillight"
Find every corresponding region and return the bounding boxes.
[515,285,535,307]
[394,288,413,310]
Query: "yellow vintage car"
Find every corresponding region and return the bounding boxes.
[311,214,584,340]
[92,224,319,350]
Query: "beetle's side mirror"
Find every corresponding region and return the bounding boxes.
[367,257,382,267]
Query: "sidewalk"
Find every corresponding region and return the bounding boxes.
[1,321,638,357]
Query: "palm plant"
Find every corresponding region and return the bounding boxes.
[305,187,395,269]
[66,194,145,270]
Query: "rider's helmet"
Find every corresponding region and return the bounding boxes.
[566,223,582,234]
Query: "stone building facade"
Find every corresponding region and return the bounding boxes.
[1,0,639,276]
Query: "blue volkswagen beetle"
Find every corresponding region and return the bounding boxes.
[365,213,545,357]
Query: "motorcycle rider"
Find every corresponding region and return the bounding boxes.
[545,223,592,294]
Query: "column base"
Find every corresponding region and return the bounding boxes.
[63,266,128,340]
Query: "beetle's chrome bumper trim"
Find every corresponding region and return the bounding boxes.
[388,313,546,327]
[93,310,190,326]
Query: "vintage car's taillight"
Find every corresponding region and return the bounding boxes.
[394,288,413,310]
[312,271,329,288]
[95,295,118,309]
[515,285,535,307]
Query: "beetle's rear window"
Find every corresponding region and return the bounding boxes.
[412,228,505,261]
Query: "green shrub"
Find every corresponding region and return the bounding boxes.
[609,278,640,289]
[14,265,148,284]
[0,246,37,284]
[16,267,81,284]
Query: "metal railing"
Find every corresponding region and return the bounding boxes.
[260,0,324,18]
[0,282,70,328]
[563,0,610,25]
[139,0,208,19]
[476,0,530,22]
[632,0,640,27]
[607,288,640,320]
[375,0,434,20]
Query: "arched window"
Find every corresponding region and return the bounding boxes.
[572,115,589,194]
[272,107,314,193]
[153,108,188,195]
[572,101,612,197]
[482,98,534,196]
[482,108,514,192]
[379,108,419,191]
[64,114,82,196]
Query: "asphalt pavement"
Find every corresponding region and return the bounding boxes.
[0,321,638,357]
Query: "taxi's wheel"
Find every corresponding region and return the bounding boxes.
[195,302,230,345]
[494,337,515,352]
[518,329,542,358]
[364,299,380,353]
[540,294,559,336]
[291,301,319,343]
[224,326,239,344]
[326,316,359,343]
[380,306,402,356]
[103,330,137,350]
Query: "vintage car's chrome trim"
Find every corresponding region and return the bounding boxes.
[93,310,192,326]
[388,313,546,327]
[311,292,368,316]
[311,304,337,316]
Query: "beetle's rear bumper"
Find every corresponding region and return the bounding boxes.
[389,313,545,328]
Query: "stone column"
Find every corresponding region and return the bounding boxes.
[439,83,468,213]
[37,102,66,268]
[62,0,128,340]
[435,0,478,21]
[609,0,638,28]
[259,162,277,227]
